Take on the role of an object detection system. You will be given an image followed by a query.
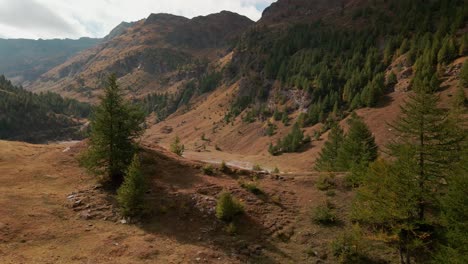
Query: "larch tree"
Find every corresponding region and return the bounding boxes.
[81,74,145,185]
[315,122,345,171]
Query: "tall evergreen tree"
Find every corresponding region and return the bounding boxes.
[81,74,145,185]
[315,122,345,171]
[337,113,378,170]
[388,88,463,220]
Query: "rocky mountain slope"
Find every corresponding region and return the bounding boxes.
[29,11,253,102]
[25,0,468,168]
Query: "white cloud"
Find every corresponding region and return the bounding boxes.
[0,0,275,39]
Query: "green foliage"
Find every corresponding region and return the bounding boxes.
[388,89,464,220]
[226,222,237,235]
[0,75,91,143]
[269,122,309,155]
[387,71,398,88]
[199,71,222,94]
[272,167,280,174]
[220,160,228,172]
[353,87,466,262]
[117,155,148,217]
[316,173,337,191]
[337,113,378,171]
[252,164,262,171]
[331,225,370,264]
[81,74,145,185]
[216,192,244,222]
[202,164,215,175]
[460,60,468,88]
[231,0,466,125]
[240,181,263,195]
[265,121,277,136]
[170,136,185,156]
[312,202,337,226]
[315,122,345,171]
[433,148,468,264]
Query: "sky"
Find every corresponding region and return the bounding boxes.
[0,0,275,40]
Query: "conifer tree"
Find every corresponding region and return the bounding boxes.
[337,113,378,170]
[117,154,148,216]
[433,146,468,264]
[388,87,464,220]
[352,152,422,264]
[81,74,145,185]
[315,122,345,171]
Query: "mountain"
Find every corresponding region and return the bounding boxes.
[0,37,100,86]
[29,11,254,101]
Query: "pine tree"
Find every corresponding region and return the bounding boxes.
[315,122,345,171]
[81,74,145,185]
[117,154,148,217]
[388,88,464,220]
[337,113,378,170]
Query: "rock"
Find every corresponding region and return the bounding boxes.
[120,219,127,224]
[161,126,173,134]
[72,200,82,208]
[79,212,92,220]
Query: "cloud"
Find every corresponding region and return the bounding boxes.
[0,0,276,39]
[0,0,80,38]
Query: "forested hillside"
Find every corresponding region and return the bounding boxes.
[0,75,91,143]
[228,0,467,128]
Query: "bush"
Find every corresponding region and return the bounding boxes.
[273,167,280,174]
[117,155,148,217]
[312,203,337,225]
[226,222,237,235]
[170,136,184,156]
[202,164,215,175]
[220,160,229,172]
[316,173,336,191]
[216,192,244,221]
[240,181,263,195]
[331,225,370,263]
[252,164,262,171]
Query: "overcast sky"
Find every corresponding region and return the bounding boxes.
[0,0,275,39]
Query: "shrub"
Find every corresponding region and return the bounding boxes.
[220,160,229,172]
[240,181,263,195]
[202,164,215,175]
[312,203,337,225]
[117,155,148,217]
[170,136,184,156]
[226,222,237,235]
[273,167,280,174]
[316,173,336,191]
[216,192,244,221]
[252,164,262,171]
[331,225,369,263]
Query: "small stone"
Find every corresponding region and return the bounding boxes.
[120,219,127,224]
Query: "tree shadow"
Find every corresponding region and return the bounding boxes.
[139,185,292,263]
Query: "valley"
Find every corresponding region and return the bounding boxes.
[0,0,467,263]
